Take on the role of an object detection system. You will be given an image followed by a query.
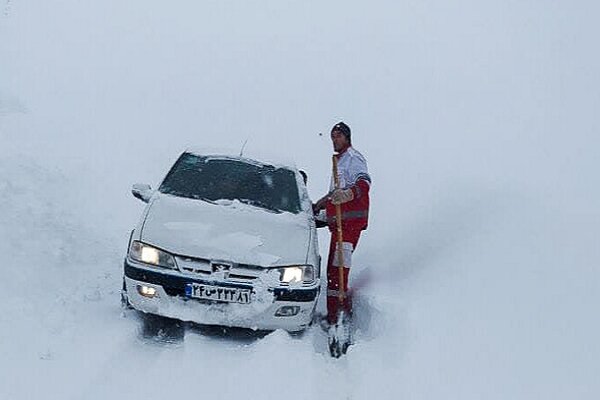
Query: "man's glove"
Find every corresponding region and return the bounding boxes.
[312,203,319,214]
[312,197,327,214]
[330,188,354,205]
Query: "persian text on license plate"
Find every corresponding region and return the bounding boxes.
[185,283,251,304]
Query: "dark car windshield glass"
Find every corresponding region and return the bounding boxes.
[159,153,302,214]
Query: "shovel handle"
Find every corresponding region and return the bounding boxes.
[332,155,346,303]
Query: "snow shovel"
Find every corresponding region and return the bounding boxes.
[328,154,353,358]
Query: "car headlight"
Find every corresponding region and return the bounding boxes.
[128,241,177,269]
[278,265,315,284]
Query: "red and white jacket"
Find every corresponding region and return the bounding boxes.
[325,146,371,232]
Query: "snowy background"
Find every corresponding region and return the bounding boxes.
[1,0,599,399]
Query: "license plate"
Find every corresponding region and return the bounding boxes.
[185,283,251,304]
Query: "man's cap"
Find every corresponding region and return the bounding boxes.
[331,122,351,141]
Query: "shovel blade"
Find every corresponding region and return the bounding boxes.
[327,311,352,358]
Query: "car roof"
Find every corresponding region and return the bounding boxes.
[184,146,298,171]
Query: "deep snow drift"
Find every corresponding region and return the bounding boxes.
[1,1,600,399]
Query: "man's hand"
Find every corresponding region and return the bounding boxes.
[313,196,328,214]
[330,188,354,205]
[312,203,321,214]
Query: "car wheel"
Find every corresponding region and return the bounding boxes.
[139,313,185,343]
[121,278,133,310]
[287,325,309,337]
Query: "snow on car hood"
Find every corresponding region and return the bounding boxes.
[140,193,312,267]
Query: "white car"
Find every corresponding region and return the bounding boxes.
[121,150,321,332]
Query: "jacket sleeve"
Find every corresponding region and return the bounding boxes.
[351,179,370,200]
[347,153,371,194]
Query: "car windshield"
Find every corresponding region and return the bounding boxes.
[159,153,302,214]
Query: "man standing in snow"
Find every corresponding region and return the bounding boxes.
[313,122,371,325]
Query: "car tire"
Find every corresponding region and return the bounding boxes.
[287,325,309,336]
[139,313,185,342]
[121,278,134,310]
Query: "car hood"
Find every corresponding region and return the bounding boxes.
[140,194,312,267]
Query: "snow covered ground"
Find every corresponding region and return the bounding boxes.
[1,1,599,399]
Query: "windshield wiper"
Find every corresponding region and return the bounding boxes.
[237,198,282,214]
[194,196,218,205]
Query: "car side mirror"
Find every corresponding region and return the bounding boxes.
[132,183,153,203]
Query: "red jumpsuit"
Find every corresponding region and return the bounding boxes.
[324,147,370,324]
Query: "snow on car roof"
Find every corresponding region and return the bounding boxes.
[185,146,298,170]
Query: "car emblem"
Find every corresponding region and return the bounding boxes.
[211,262,232,279]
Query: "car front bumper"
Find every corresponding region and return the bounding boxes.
[123,260,320,331]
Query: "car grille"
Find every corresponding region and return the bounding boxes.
[175,256,262,283]
[124,261,320,303]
